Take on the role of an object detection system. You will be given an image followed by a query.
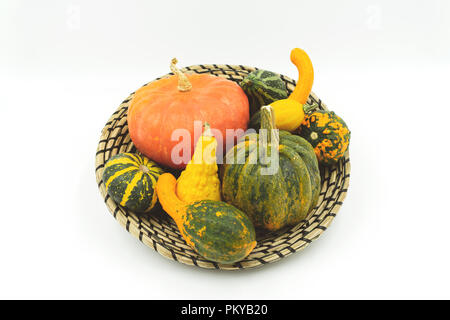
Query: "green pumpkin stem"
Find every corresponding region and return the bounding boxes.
[259,106,279,162]
[203,122,211,135]
[303,102,320,114]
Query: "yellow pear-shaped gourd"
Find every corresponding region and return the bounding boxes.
[270,48,314,131]
[176,123,221,203]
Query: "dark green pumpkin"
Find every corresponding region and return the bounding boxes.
[221,106,321,231]
[239,69,288,115]
[182,200,256,264]
[102,153,164,213]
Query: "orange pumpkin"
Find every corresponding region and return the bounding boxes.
[128,59,249,169]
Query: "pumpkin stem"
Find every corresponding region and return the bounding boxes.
[260,106,279,144]
[203,122,212,136]
[303,102,319,114]
[259,106,280,164]
[170,58,192,92]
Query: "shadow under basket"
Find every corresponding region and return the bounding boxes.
[95,64,351,270]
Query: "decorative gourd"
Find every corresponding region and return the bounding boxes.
[248,102,317,130]
[221,106,321,231]
[286,48,314,104]
[239,69,288,115]
[249,48,314,132]
[156,173,256,264]
[127,58,249,169]
[102,153,164,213]
[298,110,350,165]
[176,123,221,203]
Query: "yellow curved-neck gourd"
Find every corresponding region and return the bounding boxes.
[271,48,314,132]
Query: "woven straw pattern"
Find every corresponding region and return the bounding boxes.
[95,64,350,270]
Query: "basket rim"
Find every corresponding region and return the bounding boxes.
[95,63,350,270]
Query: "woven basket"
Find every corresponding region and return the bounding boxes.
[95,64,350,270]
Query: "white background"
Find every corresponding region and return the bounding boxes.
[1,0,449,299]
